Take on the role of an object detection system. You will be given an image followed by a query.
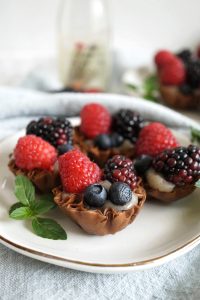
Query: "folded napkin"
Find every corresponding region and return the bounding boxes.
[0,87,200,300]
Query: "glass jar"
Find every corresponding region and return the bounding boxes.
[58,0,111,92]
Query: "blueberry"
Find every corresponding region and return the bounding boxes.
[58,143,73,155]
[110,133,124,147]
[94,134,112,150]
[134,155,153,175]
[109,182,132,206]
[84,184,107,207]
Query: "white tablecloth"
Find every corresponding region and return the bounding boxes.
[0,88,200,300]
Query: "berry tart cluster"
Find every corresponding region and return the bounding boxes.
[8,103,200,235]
[155,47,200,109]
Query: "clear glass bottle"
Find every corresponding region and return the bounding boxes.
[58,0,111,92]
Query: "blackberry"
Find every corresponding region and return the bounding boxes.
[113,109,144,143]
[177,49,192,64]
[104,155,138,190]
[186,61,200,88]
[26,117,73,148]
[152,145,200,187]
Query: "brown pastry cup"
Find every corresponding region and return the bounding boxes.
[159,84,200,110]
[53,178,146,235]
[146,183,195,203]
[8,159,60,193]
[74,127,135,168]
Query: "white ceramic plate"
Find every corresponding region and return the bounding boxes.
[0,118,200,274]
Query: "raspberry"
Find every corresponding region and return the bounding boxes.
[80,103,111,139]
[135,122,179,157]
[104,155,137,190]
[154,50,176,68]
[152,145,200,186]
[186,61,200,88]
[58,149,102,193]
[26,117,73,148]
[14,135,57,171]
[160,58,186,85]
[113,109,144,143]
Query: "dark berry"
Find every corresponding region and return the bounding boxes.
[110,133,124,147]
[109,182,132,206]
[177,49,192,64]
[104,155,137,190]
[57,143,74,155]
[84,184,107,207]
[179,84,193,95]
[186,61,200,88]
[152,145,200,186]
[134,155,153,175]
[113,109,144,143]
[94,134,112,150]
[26,117,73,148]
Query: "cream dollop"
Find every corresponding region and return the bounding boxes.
[146,168,175,193]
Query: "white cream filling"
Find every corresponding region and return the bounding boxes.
[146,168,175,193]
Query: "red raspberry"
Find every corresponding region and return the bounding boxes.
[160,58,186,85]
[14,135,57,171]
[80,103,111,139]
[58,149,102,193]
[154,50,176,68]
[135,122,179,157]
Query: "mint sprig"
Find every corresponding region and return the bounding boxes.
[191,128,200,144]
[9,175,67,240]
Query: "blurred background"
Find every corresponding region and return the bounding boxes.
[0,0,200,119]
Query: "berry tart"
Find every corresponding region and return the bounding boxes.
[8,135,59,193]
[135,145,200,203]
[155,48,200,109]
[53,149,146,235]
[75,103,144,167]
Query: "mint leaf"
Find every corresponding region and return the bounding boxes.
[195,180,200,188]
[126,83,139,91]
[32,200,56,215]
[10,207,35,220]
[38,193,54,203]
[191,128,200,144]
[9,202,24,215]
[143,75,158,102]
[32,218,67,240]
[15,175,35,206]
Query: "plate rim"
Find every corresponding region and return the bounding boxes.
[0,116,200,273]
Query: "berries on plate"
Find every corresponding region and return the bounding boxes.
[80,103,111,139]
[109,182,132,206]
[58,149,102,193]
[154,50,176,68]
[84,184,107,207]
[160,58,186,85]
[135,122,179,157]
[104,155,137,190]
[113,109,144,143]
[14,135,57,171]
[152,145,200,187]
[26,117,73,148]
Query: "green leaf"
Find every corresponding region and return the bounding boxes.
[32,217,67,240]
[10,207,35,220]
[143,74,159,102]
[191,128,200,144]
[14,175,35,206]
[32,200,56,215]
[38,193,54,203]
[195,180,200,188]
[126,83,139,91]
[9,202,24,215]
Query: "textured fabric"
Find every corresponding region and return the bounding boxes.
[0,88,200,300]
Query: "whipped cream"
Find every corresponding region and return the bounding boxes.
[146,168,175,193]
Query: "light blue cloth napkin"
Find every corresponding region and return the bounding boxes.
[0,87,199,300]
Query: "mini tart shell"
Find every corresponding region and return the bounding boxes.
[159,84,200,110]
[53,178,146,236]
[74,126,135,168]
[146,183,195,203]
[8,159,60,193]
